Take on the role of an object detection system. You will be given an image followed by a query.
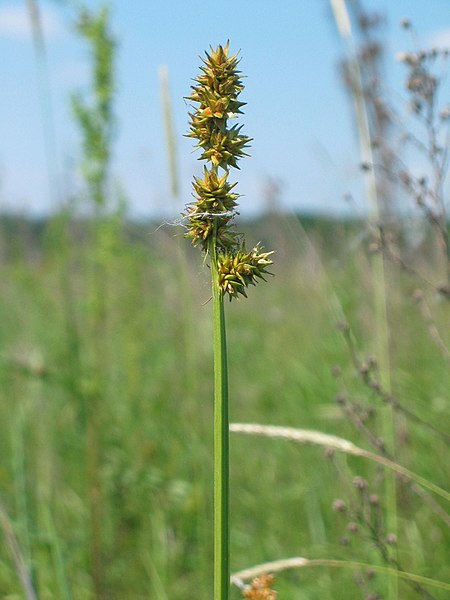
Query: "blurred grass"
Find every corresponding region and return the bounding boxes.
[0,213,449,599]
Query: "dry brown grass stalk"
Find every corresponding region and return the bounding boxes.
[230,423,450,503]
[231,557,450,593]
[0,497,38,600]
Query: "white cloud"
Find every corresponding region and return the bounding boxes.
[0,4,64,40]
[428,27,450,50]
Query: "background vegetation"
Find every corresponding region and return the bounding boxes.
[0,1,449,599]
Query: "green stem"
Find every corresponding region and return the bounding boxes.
[209,234,230,600]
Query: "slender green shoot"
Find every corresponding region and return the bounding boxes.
[210,231,230,599]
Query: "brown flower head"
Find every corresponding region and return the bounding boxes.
[243,573,278,600]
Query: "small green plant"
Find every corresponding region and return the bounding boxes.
[183,43,273,600]
[71,6,118,598]
[71,5,115,213]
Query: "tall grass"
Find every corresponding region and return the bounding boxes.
[182,43,273,599]
[330,3,398,598]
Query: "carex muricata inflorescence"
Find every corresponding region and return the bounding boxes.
[184,42,273,300]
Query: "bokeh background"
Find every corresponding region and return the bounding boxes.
[0,2,449,600]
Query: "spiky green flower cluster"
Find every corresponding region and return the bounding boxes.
[184,43,273,299]
[217,244,274,299]
[186,43,250,169]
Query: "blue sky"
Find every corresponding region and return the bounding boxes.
[0,0,449,217]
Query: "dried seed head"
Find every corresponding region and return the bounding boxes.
[359,362,369,375]
[332,498,347,513]
[331,365,342,378]
[337,320,349,332]
[347,522,359,533]
[400,17,411,29]
[369,494,380,506]
[353,476,368,491]
[243,573,277,600]
[386,533,397,545]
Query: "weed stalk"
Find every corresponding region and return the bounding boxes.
[210,229,230,598]
[71,5,117,597]
[330,2,398,597]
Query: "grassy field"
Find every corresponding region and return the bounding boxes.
[0,213,449,599]
[1,2,449,598]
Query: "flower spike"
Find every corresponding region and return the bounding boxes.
[183,43,273,300]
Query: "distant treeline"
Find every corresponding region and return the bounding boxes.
[0,211,446,263]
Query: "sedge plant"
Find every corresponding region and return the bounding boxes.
[183,43,273,599]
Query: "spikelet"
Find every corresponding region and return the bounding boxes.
[184,43,273,299]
